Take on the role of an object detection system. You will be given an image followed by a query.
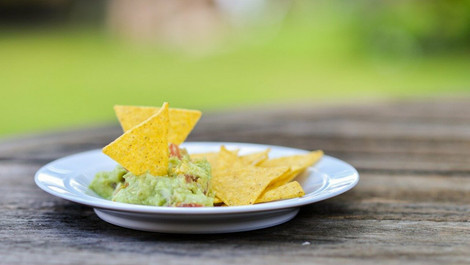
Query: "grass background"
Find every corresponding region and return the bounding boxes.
[1,2,470,137]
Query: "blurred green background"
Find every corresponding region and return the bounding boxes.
[1,0,470,137]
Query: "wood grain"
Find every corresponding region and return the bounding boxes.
[1,98,469,265]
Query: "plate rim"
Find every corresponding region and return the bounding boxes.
[34,141,359,215]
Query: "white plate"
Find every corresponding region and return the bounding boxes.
[35,142,359,234]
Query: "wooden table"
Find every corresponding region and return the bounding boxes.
[1,99,469,265]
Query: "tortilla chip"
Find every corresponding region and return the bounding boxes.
[211,165,290,206]
[240,149,270,166]
[103,102,169,176]
[168,108,202,145]
[256,181,304,203]
[218,145,242,163]
[266,170,298,189]
[114,105,201,145]
[190,149,238,168]
[260,150,323,187]
[213,196,223,205]
[211,146,246,177]
[114,105,156,131]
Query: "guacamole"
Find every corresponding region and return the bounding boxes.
[90,147,214,207]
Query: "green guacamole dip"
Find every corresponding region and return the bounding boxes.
[89,152,214,207]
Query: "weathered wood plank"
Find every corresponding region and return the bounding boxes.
[1,98,470,265]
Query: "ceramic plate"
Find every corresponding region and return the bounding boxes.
[35,142,359,234]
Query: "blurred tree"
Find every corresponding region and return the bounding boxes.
[2,0,470,56]
[106,0,290,52]
[0,0,105,27]
[106,0,228,51]
[354,0,470,55]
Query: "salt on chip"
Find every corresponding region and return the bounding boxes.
[103,102,169,176]
[114,105,201,145]
[256,181,304,203]
[260,150,323,187]
[211,165,290,206]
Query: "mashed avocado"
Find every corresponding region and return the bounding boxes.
[90,150,214,207]
[89,165,127,200]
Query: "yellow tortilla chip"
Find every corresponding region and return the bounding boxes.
[114,105,156,131]
[213,196,223,205]
[167,108,202,145]
[211,146,246,177]
[240,149,270,166]
[114,105,201,145]
[195,146,317,206]
[211,165,290,206]
[256,181,305,203]
[261,150,323,170]
[103,102,169,176]
[260,150,323,187]
[190,149,238,168]
[267,170,297,189]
